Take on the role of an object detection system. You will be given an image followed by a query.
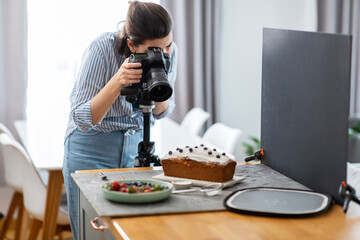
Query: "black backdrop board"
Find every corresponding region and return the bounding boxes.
[261,28,352,204]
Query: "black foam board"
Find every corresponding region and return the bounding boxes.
[261,28,352,204]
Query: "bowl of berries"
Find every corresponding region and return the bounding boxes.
[101,179,173,203]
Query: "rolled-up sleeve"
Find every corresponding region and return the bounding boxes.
[154,42,178,120]
[71,41,106,131]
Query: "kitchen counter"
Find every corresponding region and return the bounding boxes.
[73,165,360,240]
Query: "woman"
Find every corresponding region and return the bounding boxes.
[62,2,177,239]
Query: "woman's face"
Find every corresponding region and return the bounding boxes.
[127,33,173,55]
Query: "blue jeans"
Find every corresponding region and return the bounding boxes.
[62,128,142,240]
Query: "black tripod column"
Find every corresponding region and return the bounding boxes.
[133,103,162,167]
[142,106,151,152]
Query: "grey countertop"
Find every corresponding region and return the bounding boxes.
[72,164,309,218]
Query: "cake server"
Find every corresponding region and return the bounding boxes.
[172,188,198,194]
[172,183,223,196]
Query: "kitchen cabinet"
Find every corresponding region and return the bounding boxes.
[79,189,116,240]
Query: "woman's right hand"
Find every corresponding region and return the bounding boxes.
[114,57,143,89]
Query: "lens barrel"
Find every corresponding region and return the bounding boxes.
[146,68,173,102]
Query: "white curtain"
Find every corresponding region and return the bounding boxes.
[160,0,221,124]
[0,0,28,185]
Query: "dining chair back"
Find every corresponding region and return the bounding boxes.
[0,122,15,139]
[13,119,50,187]
[0,133,26,240]
[0,133,28,192]
[180,107,211,135]
[0,133,70,239]
[202,123,242,155]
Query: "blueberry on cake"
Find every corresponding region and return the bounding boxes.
[161,145,236,182]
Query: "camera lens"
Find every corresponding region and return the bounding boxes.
[152,85,168,97]
[146,68,173,102]
[149,83,172,102]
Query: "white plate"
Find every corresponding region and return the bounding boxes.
[152,174,245,188]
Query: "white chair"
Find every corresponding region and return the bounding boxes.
[180,107,211,135]
[348,162,360,194]
[0,132,25,240]
[14,119,50,187]
[202,123,242,155]
[0,133,70,239]
[0,122,15,139]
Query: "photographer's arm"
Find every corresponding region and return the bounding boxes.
[153,101,169,116]
[91,59,142,125]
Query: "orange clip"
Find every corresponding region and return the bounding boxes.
[260,149,264,156]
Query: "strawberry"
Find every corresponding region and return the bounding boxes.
[111,181,120,191]
[128,186,138,193]
[120,187,129,193]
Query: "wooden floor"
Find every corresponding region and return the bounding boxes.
[0,218,73,240]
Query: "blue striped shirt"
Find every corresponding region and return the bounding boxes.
[65,32,178,140]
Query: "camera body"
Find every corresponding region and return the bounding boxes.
[121,47,173,103]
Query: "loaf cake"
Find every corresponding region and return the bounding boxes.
[161,145,236,182]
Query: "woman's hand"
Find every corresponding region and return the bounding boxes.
[115,58,143,90]
[90,58,143,125]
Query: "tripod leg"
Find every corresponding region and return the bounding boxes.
[150,155,162,166]
[134,155,148,167]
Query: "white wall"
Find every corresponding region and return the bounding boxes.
[218,0,317,161]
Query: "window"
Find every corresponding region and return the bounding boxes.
[27,0,158,132]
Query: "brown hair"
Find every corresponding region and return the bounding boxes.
[118,1,173,57]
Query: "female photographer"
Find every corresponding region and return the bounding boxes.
[62,2,177,239]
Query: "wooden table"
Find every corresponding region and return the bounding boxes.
[14,120,65,240]
[78,166,360,240]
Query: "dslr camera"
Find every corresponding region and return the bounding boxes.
[120,47,173,103]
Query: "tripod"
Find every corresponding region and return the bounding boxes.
[133,99,162,167]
